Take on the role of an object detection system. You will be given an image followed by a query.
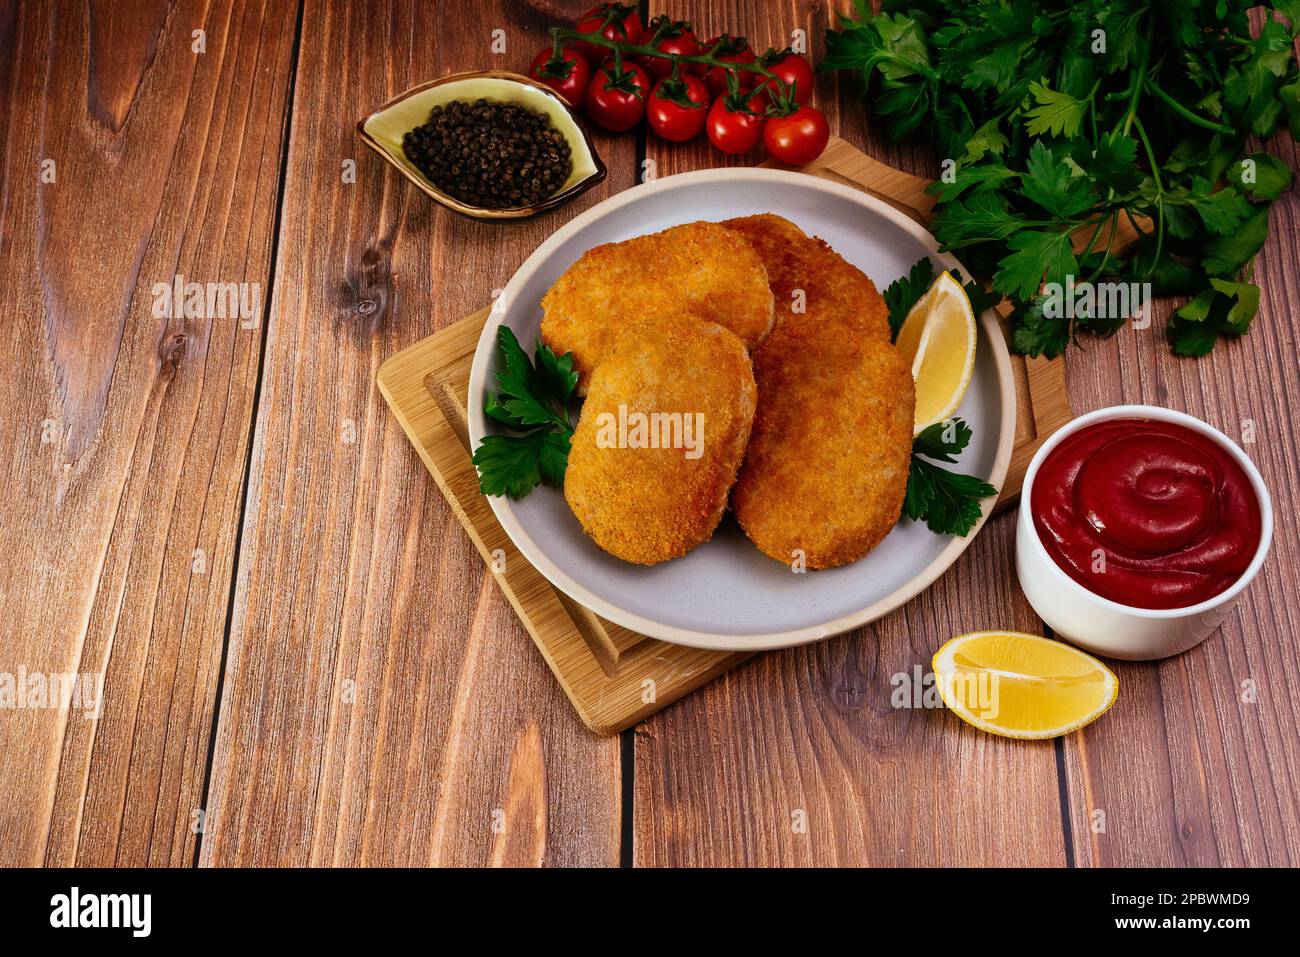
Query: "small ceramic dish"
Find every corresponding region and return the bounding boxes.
[357,71,606,221]
[1016,404,1273,660]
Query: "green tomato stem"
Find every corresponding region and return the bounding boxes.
[550,26,777,83]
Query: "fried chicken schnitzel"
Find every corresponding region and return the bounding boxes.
[541,221,774,393]
[564,310,757,565]
[722,213,892,342]
[725,214,914,568]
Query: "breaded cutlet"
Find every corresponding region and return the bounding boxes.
[725,214,915,568]
[730,322,914,568]
[563,310,757,565]
[541,221,774,393]
[723,213,892,342]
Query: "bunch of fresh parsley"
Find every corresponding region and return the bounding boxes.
[885,259,999,535]
[472,327,577,498]
[824,0,1300,356]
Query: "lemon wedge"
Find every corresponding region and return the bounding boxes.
[931,631,1118,739]
[894,271,977,434]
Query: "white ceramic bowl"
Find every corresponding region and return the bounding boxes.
[467,167,1016,651]
[1015,404,1273,660]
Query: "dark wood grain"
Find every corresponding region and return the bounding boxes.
[635,518,1070,866]
[1059,129,1300,867]
[6,0,1299,870]
[198,0,632,867]
[632,0,1066,867]
[0,0,296,866]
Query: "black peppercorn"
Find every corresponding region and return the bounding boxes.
[403,99,573,209]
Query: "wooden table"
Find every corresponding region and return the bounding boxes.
[2,0,1297,868]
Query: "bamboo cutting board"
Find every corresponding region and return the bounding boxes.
[377,137,1075,734]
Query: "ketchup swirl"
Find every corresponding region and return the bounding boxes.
[1031,418,1261,609]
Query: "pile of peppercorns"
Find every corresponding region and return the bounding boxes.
[402,99,573,209]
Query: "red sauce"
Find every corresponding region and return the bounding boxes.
[1031,418,1260,609]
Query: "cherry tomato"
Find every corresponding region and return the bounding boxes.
[759,48,815,105]
[763,105,829,164]
[584,58,651,132]
[647,74,709,142]
[702,34,757,98]
[640,17,704,81]
[706,89,767,154]
[575,3,644,64]
[528,47,592,105]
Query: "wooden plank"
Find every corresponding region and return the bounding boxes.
[633,0,1066,866]
[635,516,1067,865]
[1060,136,1300,866]
[0,0,297,866]
[200,0,632,866]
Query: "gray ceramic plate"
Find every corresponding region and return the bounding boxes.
[467,168,1015,651]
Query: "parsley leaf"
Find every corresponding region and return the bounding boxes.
[1010,294,1069,357]
[931,191,1027,247]
[1081,130,1142,194]
[912,417,973,463]
[538,429,573,486]
[959,274,1003,314]
[905,418,998,536]
[1167,277,1261,355]
[473,432,547,499]
[884,257,936,339]
[472,327,577,499]
[877,263,1003,534]
[1225,152,1294,200]
[994,229,1078,301]
[1166,318,1222,357]
[926,161,1017,204]
[1020,142,1096,218]
[822,10,937,140]
[885,259,1002,342]
[493,326,570,429]
[1203,204,1270,275]
[1184,176,1253,235]
[961,119,1011,164]
[1024,79,1088,138]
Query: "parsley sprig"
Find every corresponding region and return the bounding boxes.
[907,419,998,536]
[885,261,999,535]
[825,0,1300,357]
[472,327,577,498]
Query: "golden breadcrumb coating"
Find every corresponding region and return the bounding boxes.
[723,213,892,342]
[564,311,757,564]
[541,221,774,393]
